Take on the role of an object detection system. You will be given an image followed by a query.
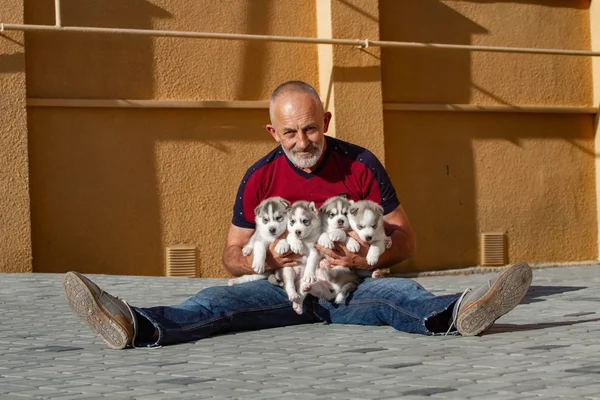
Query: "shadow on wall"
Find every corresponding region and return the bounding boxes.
[237,0,272,100]
[25,0,173,275]
[452,0,589,9]
[379,0,484,270]
[379,0,594,270]
[25,1,280,276]
[24,0,171,98]
[0,52,25,73]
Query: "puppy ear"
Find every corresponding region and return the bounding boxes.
[254,204,262,216]
[280,198,291,210]
[318,202,328,214]
[349,205,359,216]
[348,200,354,205]
[376,205,384,216]
[308,201,318,214]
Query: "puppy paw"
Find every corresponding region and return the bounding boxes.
[346,237,361,253]
[274,240,290,255]
[290,242,304,254]
[329,230,346,243]
[302,274,317,283]
[318,235,334,249]
[319,259,331,270]
[227,278,238,286]
[385,236,393,249]
[242,246,253,256]
[334,293,347,304]
[292,302,304,315]
[366,253,379,266]
[371,269,382,279]
[252,262,265,274]
[288,292,301,302]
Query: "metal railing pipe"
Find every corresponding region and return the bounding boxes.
[2,23,600,57]
[54,0,61,27]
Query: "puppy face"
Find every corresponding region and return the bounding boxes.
[320,196,353,231]
[348,200,384,243]
[288,201,319,240]
[254,197,290,239]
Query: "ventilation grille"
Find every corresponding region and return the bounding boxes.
[166,244,197,277]
[481,233,506,266]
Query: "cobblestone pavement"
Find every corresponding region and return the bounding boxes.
[1,265,600,399]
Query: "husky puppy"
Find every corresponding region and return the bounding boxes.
[227,197,289,286]
[348,200,389,267]
[318,196,390,280]
[270,259,360,305]
[273,201,322,314]
[317,196,360,252]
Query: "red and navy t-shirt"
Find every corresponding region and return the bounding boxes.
[232,136,400,229]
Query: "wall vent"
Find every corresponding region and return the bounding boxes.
[165,244,197,277]
[481,233,506,266]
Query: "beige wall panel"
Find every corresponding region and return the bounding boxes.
[385,111,597,271]
[330,0,385,161]
[380,0,592,106]
[24,0,318,100]
[29,108,275,277]
[0,1,32,272]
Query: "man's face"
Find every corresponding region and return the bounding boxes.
[266,92,331,169]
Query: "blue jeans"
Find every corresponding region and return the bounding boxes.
[133,278,459,346]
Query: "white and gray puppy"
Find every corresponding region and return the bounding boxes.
[318,196,390,280]
[317,196,361,252]
[273,200,322,314]
[227,196,289,286]
[348,200,389,267]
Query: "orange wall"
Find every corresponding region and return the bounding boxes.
[0,0,597,276]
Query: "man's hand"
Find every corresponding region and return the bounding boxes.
[315,231,374,270]
[265,238,302,269]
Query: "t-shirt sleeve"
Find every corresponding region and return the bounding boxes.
[360,150,401,215]
[231,169,261,229]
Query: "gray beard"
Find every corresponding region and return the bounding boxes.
[283,143,323,169]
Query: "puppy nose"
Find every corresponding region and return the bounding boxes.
[269,227,276,234]
[365,235,372,242]
[295,230,302,236]
[337,220,344,226]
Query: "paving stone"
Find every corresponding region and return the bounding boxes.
[2,266,600,398]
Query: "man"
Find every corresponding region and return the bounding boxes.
[63,81,533,349]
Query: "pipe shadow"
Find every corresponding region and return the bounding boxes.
[486,318,600,335]
[0,52,25,73]
[520,285,589,304]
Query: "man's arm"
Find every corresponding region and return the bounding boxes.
[222,224,301,277]
[316,204,416,270]
[222,225,255,276]
[378,204,417,268]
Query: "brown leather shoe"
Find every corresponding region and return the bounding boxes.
[63,271,137,349]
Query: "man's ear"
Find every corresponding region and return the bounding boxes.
[266,125,281,143]
[323,112,332,133]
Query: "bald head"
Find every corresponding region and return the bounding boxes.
[266,81,331,171]
[269,81,323,123]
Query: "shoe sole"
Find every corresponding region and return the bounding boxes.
[63,271,130,350]
[456,262,532,336]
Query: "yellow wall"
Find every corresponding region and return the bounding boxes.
[381,0,596,271]
[24,0,318,276]
[386,112,596,270]
[1,0,598,276]
[0,0,32,273]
